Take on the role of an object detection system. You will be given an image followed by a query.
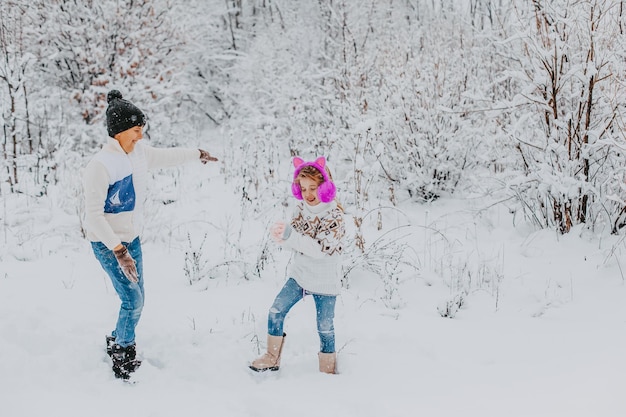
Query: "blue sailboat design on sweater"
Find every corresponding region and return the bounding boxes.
[104,175,135,214]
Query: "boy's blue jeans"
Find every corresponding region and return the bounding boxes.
[268,278,336,353]
[91,237,144,348]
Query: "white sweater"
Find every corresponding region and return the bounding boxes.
[282,201,345,295]
[83,138,199,250]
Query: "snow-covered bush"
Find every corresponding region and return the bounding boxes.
[501,0,626,234]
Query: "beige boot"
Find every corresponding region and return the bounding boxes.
[249,333,286,372]
[318,352,336,374]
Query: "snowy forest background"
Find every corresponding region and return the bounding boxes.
[2,1,626,415]
[4,0,626,306]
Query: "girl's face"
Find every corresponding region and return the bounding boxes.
[299,176,321,206]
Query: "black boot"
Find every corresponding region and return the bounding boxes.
[110,343,141,379]
[125,344,137,361]
[105,335,116,357]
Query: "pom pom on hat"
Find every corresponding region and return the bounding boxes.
[106,90,146,138]
[107,90,123,102]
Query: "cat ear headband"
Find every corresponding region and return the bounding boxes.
[291,156,336,203]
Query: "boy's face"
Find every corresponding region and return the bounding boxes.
[115,125,144,153]
[299,176,321,206]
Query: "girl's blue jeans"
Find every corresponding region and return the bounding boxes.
[91,237,144,348]
[268,278,336,353]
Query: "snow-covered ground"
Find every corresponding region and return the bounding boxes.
[1,160,625,417]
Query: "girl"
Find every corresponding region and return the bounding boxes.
[250,156,345,374]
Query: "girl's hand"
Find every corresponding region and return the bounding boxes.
[270,221,286,243]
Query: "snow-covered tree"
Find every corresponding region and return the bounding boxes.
[503,0,626,233]
[30,0,191,147]
[0,1,38,193]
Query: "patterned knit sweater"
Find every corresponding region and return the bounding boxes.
[83,138,199,250]
[281,200,345,295]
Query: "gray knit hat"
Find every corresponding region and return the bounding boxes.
[106,90,146,137]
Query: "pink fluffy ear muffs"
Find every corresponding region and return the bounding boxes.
[291,156,337,203]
